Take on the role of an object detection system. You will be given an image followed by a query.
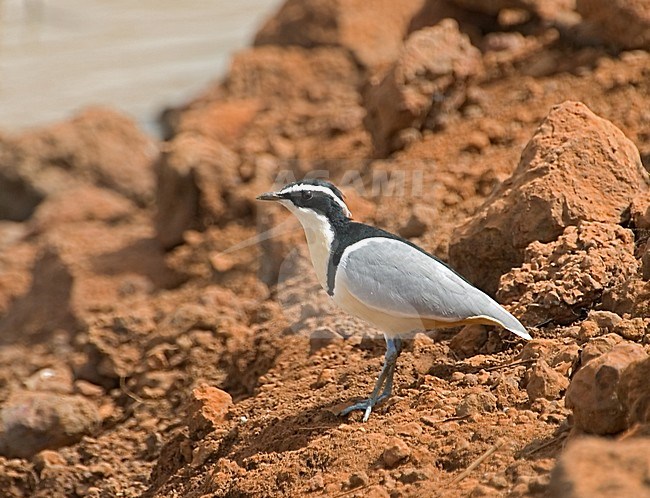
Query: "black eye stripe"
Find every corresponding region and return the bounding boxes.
[302,191,313,200]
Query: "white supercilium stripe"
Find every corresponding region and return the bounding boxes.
[279,184,351,217]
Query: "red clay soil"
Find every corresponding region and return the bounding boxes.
[1,1,650,497]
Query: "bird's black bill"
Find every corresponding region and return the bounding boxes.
[256,192,283,201]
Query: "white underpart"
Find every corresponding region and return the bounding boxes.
[278,183,351,217]
[280,200,333,290]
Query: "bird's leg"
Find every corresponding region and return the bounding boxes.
[376,337,402,404]
[340,336,403,422]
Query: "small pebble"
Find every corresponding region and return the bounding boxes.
[399,467,432,484]
[307,474,325,491]
[420,415,438,427]
[33,450,66,474]
[464,374,479,386]
[349,471,370,488]
[451,372,465,382]
[477,370,490,384]
[439,421,460,435]
[395,422,422,437]
[314,368,337,388]
[382,438,410,468]
[74,380,104,397]
[456,392,497,418]
[488,474,509,489]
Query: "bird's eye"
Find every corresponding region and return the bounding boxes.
[302,191,313,200]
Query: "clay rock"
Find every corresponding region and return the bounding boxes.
[81,296,237,387]
[580,310,623,337]
[631,191,650,231]
[565,342,647,434]
[224,49,370,184]
[643,242,650,281]
[449,324,488,358]
[169,46,361,140]
[172,99,261,147]
[450,0,576,22]
[32,449,67,474]
[580,333,624,366]
[29,185,135,233]
[187,384,233,436]
[497,222,638,326]
[408,0,515,37]
[364,19,482,156]
[0,226,36,316]
[342,187,376,222]
[155,133,239,249]
[0,247,77,344]
[520,339,580,372]
[455,391,498,417]
[254,0,426,69]
[451,0,527,15]
[577,0,650,49]
[1,208,173,345]
[0,107,156,221]
[256,206,302,288]
[549,437,650,498]
[78,310,156,386]
[526,359,569,401]
[619,356,650,428]
[613,318,648,342]
[576,310,625,342]
[348,471,370,488]
[0,392,100,458]
[602,278,650,318]
[449,101,649,295]
[521,339,577,399]
[225,46,359,102]
[382,438,411,468]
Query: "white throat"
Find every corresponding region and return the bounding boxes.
[281,201,333,290]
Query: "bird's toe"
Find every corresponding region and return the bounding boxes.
[339,395,393,422]
[339,399,374,420]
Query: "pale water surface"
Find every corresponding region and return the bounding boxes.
[0,0,282,135]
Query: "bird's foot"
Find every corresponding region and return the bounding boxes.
[339,392,391,422]
[340,337,401,422]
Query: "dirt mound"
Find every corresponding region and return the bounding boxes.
[498,222,638,326]
[1,0,650,497]
[577,0,650,49]
[157,45,368,249]
[449,100,648,296]
[566,342,647,435]
[0,107,157,221]
[365,19,482,156]
[549,437,650,497]
[254,0,426,70]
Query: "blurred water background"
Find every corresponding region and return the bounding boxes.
[0,0,281,135]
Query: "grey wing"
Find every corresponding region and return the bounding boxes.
[337,238,530,339]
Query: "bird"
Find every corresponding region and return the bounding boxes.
[257,179,531,422]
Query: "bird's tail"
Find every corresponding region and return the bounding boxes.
[501,316,531,340]
[489,305,531,340]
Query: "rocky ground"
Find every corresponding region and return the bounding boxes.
[0,0,649,497]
